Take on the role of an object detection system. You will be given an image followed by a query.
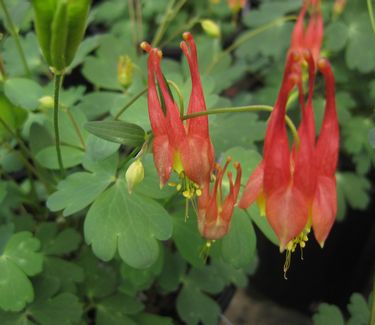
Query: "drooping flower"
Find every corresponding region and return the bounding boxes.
[141,33,214,198]
[239,0,340,254]
[198,158,242,240]
[311,59,339,247]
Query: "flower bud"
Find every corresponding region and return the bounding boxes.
[227,0,247,13]
[117,55,134,89]
[200,19,221,38]
[38,96,54,109]
[32,0,91,73]
[125,159,144,194]
[333,0,346,16]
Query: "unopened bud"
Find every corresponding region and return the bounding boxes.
[118,55,134,89]
[200,20,221,38]
[228,0,246,13]
[38,96,54,109]
[333,0,346,16]
[126,159,144,194]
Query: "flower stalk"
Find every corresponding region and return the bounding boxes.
[53,72,65,175]
[183,105,300,148]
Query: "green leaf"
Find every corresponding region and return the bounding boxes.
[3,232,43,276]
[29,123,54,156]
[0,223,14,255]
[0,181,7,204]
[177,286,220,325]
[0,93,27,141]
[187,265,226,295]
[134,154,175,199]
[345,14,375,73]
[36,145,85,170]
[313,303,345,325]
[243,0,301,27]
[43,257,84,293]
[77,248,117,299]
[211,258,249,287]
[4,78,44,111]
[221,208,256,268]
[172,208,205,268]
[0,260,34,312]
[338,172,371,210]
[325,21,349,52]
[120,254,164,295]
[0,232,43,311]
[84,180,172,268]
[47,153,117,216]
[157,251,186,293]
[46,106,88,148]
[84,120,145,147]
[77,91,126,120]
[2,32,41,77]
[36,223,81,256]
[29,292,82,325]
[85,134,120,162]
[347,293,370,325]
[210,113,266,153]
[96,294,143,325]
[68,35,102,72]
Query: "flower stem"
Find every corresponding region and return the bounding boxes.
[114,87,148,120]
[0,0,31,77]
[152,0,188,47]
[53,73,65,176]
[368,0,375,34]
[183,105,300,148]
[167,79,184,118]
[205,15,297,74]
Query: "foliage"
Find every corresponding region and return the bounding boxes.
[0,0,373,324]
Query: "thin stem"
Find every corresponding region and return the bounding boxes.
[114,87,148,120]
[160,17,200,48]
[64,107,86,150]
[183,105,300,148]
[152,0,188,47]
[205,15,297,74]
[0,0,31,76]
[167,79,184,118]
[368,0,375,34]
[53,73,65,175]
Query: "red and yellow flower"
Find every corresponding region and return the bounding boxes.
[141,33,214,199]
[239,0,339,261]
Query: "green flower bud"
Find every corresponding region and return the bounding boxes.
[38,96,54,109]
[200,19,221,38]
[31,0,91,73]
[126,159,144,194]
[117,55,134,89]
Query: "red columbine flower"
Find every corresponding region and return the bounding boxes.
[141,33,214,197]
[240,1,340,257]
[180,32,215,188]
[239,54,311,249]
[198,158,242,240]
[311,59,339,247]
